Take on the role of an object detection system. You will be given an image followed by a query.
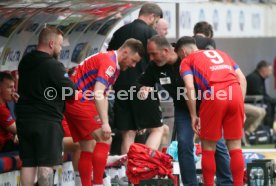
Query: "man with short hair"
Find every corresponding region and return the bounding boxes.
[0,72,18,153]
[247,60,275,128]
[16,26,76,186]
[193,21,216,50]
[108,3,164,155]
[65,38,144,186]
[177,36,246,185]
[193,21,233,185]
[193,21,214,38]
[155,18,169,37]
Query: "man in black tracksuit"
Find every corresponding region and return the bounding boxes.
[16,26,75,185]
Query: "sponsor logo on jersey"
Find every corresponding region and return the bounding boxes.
[105,66,115,77]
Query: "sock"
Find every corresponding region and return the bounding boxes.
[92,142,110,184]
[74,171,82,186]
[202,150,216,186]
[229,149,244,186]
[78,151,93,186]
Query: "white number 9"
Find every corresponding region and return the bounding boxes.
[203,50,224,64]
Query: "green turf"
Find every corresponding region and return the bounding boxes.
[242,144,275,149]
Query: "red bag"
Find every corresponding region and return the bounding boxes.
[127,143,173,184]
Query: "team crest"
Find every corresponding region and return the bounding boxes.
[105,66,115,77]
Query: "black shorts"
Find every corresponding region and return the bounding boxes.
[16,119,64,167]
[114,94,163,130]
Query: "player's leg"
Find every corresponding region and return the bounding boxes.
[201,140,217,186]
[78,139,95,186]
[146,126,164,150]
[225,140,244,186]
[121,130,136,154]
[20,167,37,186]
[223,85,244,186]
[199,98,225,186]
[159,124,170,151]
[65,99,102,186]
[37,167,54,186]
[91,128,112,185]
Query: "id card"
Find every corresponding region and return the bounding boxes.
[159,77,171,85]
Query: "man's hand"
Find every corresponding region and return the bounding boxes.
[138,86,153,100]
[136,129,146,135]
[12,92,20,103]
[191,116,200,136]
[102,124,112,140]
[13,134,19,144]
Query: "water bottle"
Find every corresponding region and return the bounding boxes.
[268,167,272,186]
[58,168,62,186]
[196,174,204,186]
[256,168,264,186]
[249,167,257,186]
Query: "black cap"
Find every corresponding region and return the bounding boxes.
[174,36,196,52]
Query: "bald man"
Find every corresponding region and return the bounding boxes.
[155,18,169,37]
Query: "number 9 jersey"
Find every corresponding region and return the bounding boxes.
[179,49,240,92]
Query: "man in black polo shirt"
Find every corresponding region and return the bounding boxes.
[108,3,164,155]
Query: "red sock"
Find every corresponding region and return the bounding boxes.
[92,142,110,184]
[202,150,216,186]
[229,149,244,186]
[78,151,93,186]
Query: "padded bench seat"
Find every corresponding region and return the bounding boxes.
[0,151,21,173]
[0,151,72,173]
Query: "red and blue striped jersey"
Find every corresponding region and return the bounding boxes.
[71,51,120,93]
[0,104,15,151]
[180,50,239,91]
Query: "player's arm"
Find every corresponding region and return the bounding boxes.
[94,81,109,125]
[180,59,197,117]
[183,74,200,135]
[235,68,247,101]
[228,55,247,100]
[5,122,18,144]
[183,74,197,117]
[94,81,111,140]
[5,122,16,134]
[0,108,16,134]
